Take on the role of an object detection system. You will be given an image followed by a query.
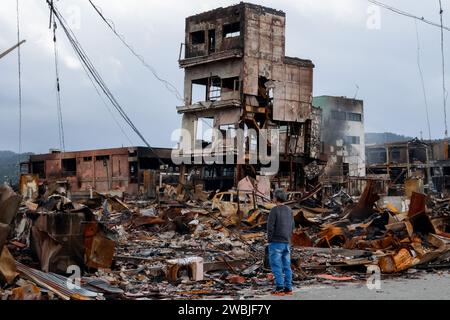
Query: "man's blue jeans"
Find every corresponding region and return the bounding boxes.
[269,242,292,290]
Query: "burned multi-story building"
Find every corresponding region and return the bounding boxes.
[175,2,323,191]
[366,139,432,191]
[365,139,450,194]
[313,96,366,186]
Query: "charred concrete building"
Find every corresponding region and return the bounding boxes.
[175,2,322,191]
[313,96,366,188]
[365,139,450,194]
[22,147,175,196]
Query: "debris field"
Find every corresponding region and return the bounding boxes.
[1,180,450,300]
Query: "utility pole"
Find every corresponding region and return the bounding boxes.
[0,40,26,60]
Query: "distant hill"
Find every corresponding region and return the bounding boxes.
[365,132,415,145]
[0,151,32,185]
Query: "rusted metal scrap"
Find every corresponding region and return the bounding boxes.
[6,166,450,300]
[0,185,22,249]
[0,246,19,285]
[31,211,86,273]
[0,223,9,250]
[378,248,416,274]
[131,216,166,228]
[84,221,117,270]
[0,185,22,225]
[316,226,347,248]
[10,283,41,300]
[28,201,117,273]
[408,192,427,217]
[15,261,99,300]
[291,229,313,247]
[348,180,380,222]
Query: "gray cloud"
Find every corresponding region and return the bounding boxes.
[0,0,448,154]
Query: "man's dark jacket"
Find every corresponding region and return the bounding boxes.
[267,205,295,243]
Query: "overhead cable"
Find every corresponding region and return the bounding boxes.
[16,0,23,171]
[46,1,164,165]
[88,0,184,102]
[438,0,448,137]
[414,20,432,141]
[367,0,450,32]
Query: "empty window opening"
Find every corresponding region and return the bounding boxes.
[257,77,274,107]
[220,125,237,137]
[223,22,240,38]
[83,157,92,162]
[390,149,401,162]
[208,76,222,101]
[268,87,274,100]
[332,111,347,121]
[62,158,77,174]
[197,118,214,143]
[191,76,238,104]
[250,135,258,152]
[222,167,235,177]
[245,127,258,154]
[410,148,427,163]
[208,29,216,53]
[96,155,110,161]
[31,161,45,179]
[191,30,205,45]
[221,77,240,93]
[279,125,288,134]
[204,167,217,178]
[129,162,138,182]
[367,150,387,164]
[443,167,450,176]
[220,125,237,149]
[343,163,350,177]
[348,113,362,122]
[191,78,208,104]
[221,193,231,202]
[344,136,361,145]
[139,158,159,170]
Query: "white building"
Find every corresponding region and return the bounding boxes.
[313,96,366,182]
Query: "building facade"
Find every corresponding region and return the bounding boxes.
[22,147,175,196]
[365,139,450,193]
[313,96,366,184]
[175,3,323,191]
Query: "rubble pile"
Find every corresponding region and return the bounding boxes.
[1,180,450,300]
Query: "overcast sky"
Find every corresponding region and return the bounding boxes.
[0,0,449,153]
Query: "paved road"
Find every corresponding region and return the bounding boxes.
[256,271,450,300]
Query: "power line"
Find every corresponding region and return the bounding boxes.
[51,20,66,152]
[367,0,450,32]
[87,0,184,102]
[439,0,448,137]
[46,1,165,165]
[47,4,134,146]
[78,59,135,146]
[368,0,448,137]
[414,20,432,141]
[16,0,22,171]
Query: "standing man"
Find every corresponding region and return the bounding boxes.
[267,189,295,296]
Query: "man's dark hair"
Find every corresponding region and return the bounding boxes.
[273,188,287,203]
